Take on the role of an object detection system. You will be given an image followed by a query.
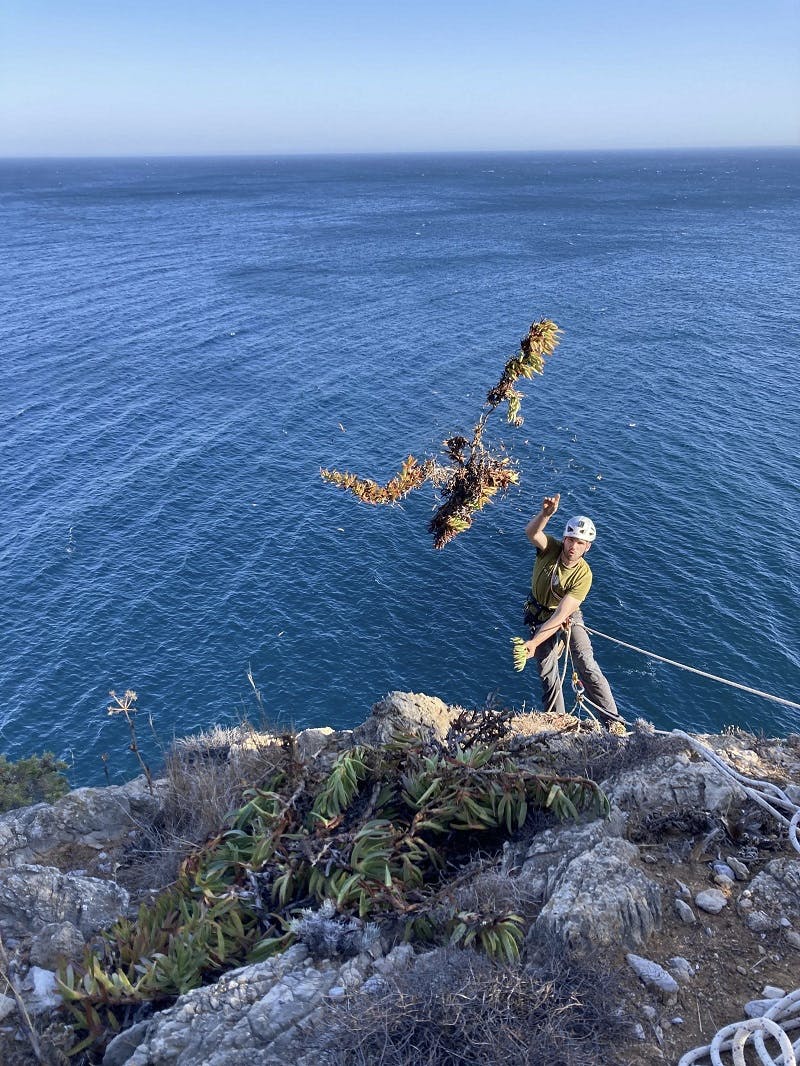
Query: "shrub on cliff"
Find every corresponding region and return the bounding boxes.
[57,729,608,1056]
[0,752,69,813]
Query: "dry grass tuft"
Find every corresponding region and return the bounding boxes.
[119,723,287,894]
[315,944,630,1066]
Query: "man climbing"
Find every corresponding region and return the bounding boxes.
[519,492,624,728]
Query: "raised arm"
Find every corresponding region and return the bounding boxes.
[525,493,561,551]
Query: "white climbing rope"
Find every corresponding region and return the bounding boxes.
[678,990,800,1066]
[583,626,800,712]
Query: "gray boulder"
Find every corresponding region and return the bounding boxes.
[507,811,626,901]
[530,836,663,952]
[0,865,129,936]
[0,776,164,868]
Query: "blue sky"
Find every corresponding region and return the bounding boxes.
[1,0,798,156]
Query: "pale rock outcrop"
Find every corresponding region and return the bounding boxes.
[0,865,129,936]
[530,836,663,951]
[353,691,460,747]
[124,943,414,1066]
[602,752,743,815]
[0,776,164,868]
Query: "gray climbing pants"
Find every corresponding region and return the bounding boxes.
[532,610,620,723]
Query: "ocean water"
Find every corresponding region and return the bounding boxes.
[1,149,798,786]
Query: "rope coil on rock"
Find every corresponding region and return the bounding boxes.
[678,990,800,1066]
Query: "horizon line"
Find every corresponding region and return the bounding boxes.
[1,143,798,163]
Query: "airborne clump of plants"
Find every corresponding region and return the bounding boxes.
[57,712,608,1056]
[321,318,562,547]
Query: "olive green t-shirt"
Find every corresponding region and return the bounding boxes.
[531,535,592,618]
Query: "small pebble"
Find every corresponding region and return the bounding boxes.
[671,1017,685,1026]
[780,918,791,928]
[712,862,736,881]
[762,985,786,999]
[738,898,753,910]
[327,986,346,1000]
[784,930,800,950]
[675,879,692,899]
[736,965,747,975]
[713,874,734,889]
[642,1005,658,1021]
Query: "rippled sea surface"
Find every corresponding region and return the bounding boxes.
[1,150,798,785]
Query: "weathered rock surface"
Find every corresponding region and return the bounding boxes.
[0,865,129,936]
[505,810,626,900]
[626,953,679,1002]
[531,836,663,951]
[748,859,800,925]
[603,753,743,815]
[29,920,85,968]
[352,691,460,747]
[126,943,413,1066]
[0,776,164,868]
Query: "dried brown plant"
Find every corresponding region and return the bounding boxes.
[321,319,561,548]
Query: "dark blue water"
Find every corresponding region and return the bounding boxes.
[1,150,798,785]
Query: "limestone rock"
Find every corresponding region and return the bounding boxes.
[0,776,164,869]
[127,942,414,1066]
[294,727,345,765]
[602,753,742,815]
[530,837,662,952]
[726,855,749,880]
[0,865,129,936]
[745,910,780,933]
[667,956,694,984]
[353,691,460,747]
[507,811,626,901]
[674,899,696,924]
[29,920,86,967]
[748,859,800,926]
[744,998,778,1018]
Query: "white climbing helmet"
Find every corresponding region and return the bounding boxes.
[563,515,596,543]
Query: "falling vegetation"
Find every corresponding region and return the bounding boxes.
[57,722,606,1056]
[321,318,562,548]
